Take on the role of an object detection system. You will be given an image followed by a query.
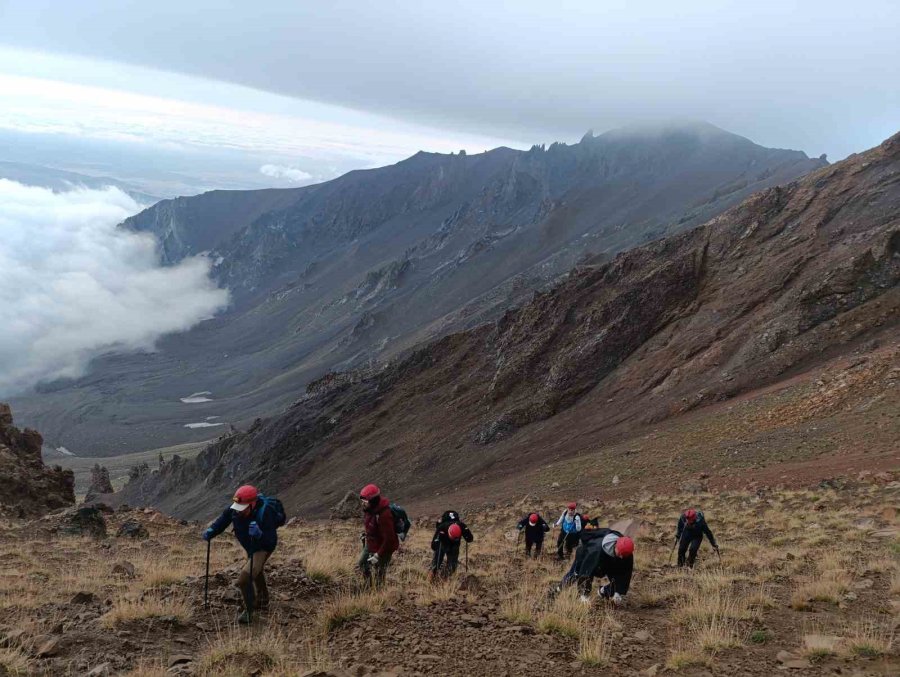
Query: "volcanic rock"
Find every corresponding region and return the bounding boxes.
[0,403,74,516]
[84,464,114,504]
[57,506,107,539]
[116,520,149,539]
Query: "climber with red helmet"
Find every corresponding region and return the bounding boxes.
[675,508,718,568]
[430,510,474,578]
[203,484,286,624]
[358,483,399,586]
[555,528,635,605]
[516,512,550,558]
[554,501,583,560]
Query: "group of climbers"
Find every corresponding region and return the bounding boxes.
[201,482,718,623]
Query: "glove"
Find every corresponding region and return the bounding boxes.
[202,528,214,541]
[248,521,262,539]
[613,592,624,606]
[367,553,380,566]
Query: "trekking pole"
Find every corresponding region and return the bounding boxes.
[204,539,211,609]
[668,534,680,566]
[465,540,469,572]
[246,544,254,624]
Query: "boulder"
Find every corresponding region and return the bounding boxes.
[112,561,136,578]
[116,520,149,539]
[329,491,359,520]
[57,506,107,539]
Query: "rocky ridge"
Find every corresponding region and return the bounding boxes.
[118,132,899,520]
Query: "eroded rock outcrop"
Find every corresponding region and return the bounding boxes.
[0,404,74,517]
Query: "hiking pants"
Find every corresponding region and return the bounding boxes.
[237,550,271,611]
[359,546,392,586]
[678,534,703,568]
[525,536,543,558]
[432,542,461,576]
[557,530,579,559]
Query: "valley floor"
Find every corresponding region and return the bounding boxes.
[1,479,898,676]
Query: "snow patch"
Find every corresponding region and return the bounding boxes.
[181,391,213,403]
[184,421,225,429]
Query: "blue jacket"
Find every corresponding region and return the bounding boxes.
[208,501,279,553]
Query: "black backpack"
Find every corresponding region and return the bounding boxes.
[389,503,411,536]
[258,494,286,527]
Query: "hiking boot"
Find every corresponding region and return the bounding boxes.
[237,610,252,625]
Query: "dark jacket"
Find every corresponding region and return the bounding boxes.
[431,511,474,551]
[517,515,550,541]
[572,528,633,595]
[208,501,279,553]
[676,512,717,547]
[364,497,399,557]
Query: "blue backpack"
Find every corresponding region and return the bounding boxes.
[257,494,286,527]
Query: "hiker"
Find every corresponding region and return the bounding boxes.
[675,508,719,568]
[517,512,550,558]
[359,484,399,586]
[557,528,634,604]
[554,502,583,560]
[202,484,285,624]
[581,514,601,529]
[431,510,474,578]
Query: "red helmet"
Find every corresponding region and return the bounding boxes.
[567,501,577,510]
[448,523,463,540]
[615,536,634,558]
[685,509,697,524]
[231,485,258,510]
[528,513,538,525]
[360,484,380,501]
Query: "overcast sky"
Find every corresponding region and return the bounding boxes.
[0,0,897,180]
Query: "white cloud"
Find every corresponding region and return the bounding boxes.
[259,164,313,183]
[0,179,229,395]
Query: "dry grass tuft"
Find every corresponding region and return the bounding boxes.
[577,614,613,666]
[0,647,31,676]
[843,620,894,658]
[666,646,712,670]
[316,589,387,633]
[537,588,589,638]
[499,577,544,624]
[301,540,356,583]
[101,595,192,627]
[197,629,289,677]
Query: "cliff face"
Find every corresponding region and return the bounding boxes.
[115,131,898,520]
[14,123,826,457]
[0,403,74,516]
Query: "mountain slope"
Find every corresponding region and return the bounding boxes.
[11,123,825,455]
[118,131,899,519]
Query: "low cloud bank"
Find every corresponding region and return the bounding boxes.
[259,164,313,183]
[0,179,229,395]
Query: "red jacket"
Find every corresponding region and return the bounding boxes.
[364,497,399,557]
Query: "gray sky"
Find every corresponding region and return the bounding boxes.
[0,0,898,164]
